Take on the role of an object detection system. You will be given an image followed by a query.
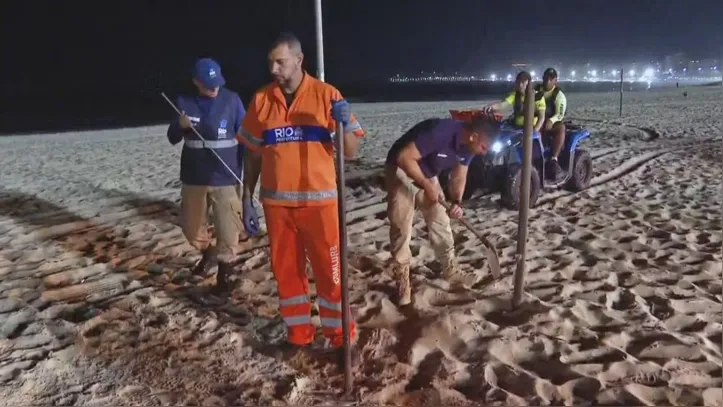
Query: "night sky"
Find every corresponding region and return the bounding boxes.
[2,0,722,98]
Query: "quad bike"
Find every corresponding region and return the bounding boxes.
[440,109,593,209]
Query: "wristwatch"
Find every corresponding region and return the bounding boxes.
[450,199,462,207]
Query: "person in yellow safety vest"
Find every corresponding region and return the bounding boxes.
[484,70,546,134]
[536,68,568,181]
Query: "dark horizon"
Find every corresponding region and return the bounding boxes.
[4,1,721,86]
[1,0,720,134]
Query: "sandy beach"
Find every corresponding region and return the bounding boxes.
[0,86,721,406]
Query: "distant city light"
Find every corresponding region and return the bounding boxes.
[385,56,721,84]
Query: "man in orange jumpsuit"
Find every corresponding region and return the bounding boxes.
[236,32,365,363]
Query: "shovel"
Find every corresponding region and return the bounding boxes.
[397,175,502,279]
[437,199,502,279]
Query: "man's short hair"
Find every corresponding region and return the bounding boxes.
[270,32,302,53]
[463,117,498,140]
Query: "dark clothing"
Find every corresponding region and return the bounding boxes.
[386,118,474,179]
[167,88,246,186]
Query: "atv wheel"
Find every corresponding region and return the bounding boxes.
[565,148,592,191]
[501,165,541,210]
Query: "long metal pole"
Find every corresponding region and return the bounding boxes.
[314,0,325,82]
[315,0,351,394]
[619,68,624,117]
[335,119,353,395]
[512,83,535,308]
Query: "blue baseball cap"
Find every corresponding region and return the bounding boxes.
[193,58,225,89]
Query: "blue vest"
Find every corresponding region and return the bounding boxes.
[176,88,243,186]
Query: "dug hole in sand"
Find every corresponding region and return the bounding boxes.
[0,87,721,406]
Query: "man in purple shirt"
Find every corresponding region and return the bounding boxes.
[384,117,494,305]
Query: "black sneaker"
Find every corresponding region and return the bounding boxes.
[213,261,232,294]
[192,249,216,276]
[546,158,565,182]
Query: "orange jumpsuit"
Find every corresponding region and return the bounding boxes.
[237,73,365,348]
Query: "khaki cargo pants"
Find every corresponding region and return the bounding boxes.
[384,166,455,267]
[180,184,247,263]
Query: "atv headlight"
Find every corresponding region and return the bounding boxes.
[491,141,504,153]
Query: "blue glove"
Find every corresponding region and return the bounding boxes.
[242,198,260,236]
[331,99,351,125]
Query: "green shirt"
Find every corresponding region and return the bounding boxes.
[504,91,546,127]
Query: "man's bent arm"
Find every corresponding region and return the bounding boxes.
[448,164,469,202]
[167,96,189,145]
[331,93,365,159]
[242,149,261,200]
[396,143,433,190]
[487,100,510,111]
[167,121,184,145]
[534,108,546,132]
[343,130,361,159]
[548,92,567,124]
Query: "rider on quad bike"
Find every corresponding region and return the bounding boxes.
[536,68,568,182]
[484,71,546,132]
[483,70,565,182]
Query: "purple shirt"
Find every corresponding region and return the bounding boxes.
[386,118,474,178]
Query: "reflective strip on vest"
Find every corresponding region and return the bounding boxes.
[320,317,342,328]
[260,188,337,202]
[318,297,342,312]
[279,295,310,307]
[185,139,238,149]
[284,315,312,326]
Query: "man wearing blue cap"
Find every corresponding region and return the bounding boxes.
[166,58,247,293]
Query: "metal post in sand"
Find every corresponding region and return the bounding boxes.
[314,0,325,82]
[314,2,352,394]
[512,83,536,308]
[619,68,624,117]
[334,119,353,396]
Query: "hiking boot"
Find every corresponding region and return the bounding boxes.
[393,264,412,306]
[213,261,232,294]
[545,158,565,182]
[441,255,466,288]
[192,249,216,276]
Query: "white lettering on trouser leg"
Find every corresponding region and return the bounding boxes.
[329,245,340,285]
